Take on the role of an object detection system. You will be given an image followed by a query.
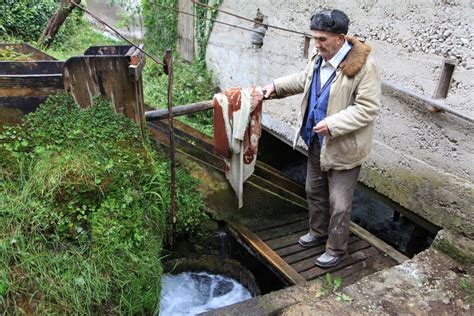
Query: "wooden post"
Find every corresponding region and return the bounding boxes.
[164,49,177,249]
[433,58,457,100]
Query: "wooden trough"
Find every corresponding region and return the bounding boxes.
[0,43,146,136]
[0,44,63,124]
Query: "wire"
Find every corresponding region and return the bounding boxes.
[68,0,164,65]
[146,0,258,33]
[191,0,310,37]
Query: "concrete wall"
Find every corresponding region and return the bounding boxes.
[203,1,474,238]
[177,0,195,61]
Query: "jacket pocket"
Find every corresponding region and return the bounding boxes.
[326,133,358,159]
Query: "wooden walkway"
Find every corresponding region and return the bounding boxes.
[147,118,408,287]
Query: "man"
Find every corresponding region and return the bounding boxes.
[259,9,381,268]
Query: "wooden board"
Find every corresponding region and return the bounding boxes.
[63,54,146,138]
[227,220,307,286]
[0,61,63,75]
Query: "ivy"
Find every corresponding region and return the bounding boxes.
[0,0,82,44]
[141,0,178,54]
[141,0,222,61]
[195,0,222,61]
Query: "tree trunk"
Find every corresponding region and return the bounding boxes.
[37,0,82,49]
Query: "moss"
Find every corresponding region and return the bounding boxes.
[361,165,474,238]
[434,239,474,266]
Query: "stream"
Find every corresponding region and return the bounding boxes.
[159,272,252,315]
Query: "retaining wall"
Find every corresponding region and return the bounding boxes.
[203,0,474,238]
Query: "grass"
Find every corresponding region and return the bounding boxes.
[45,25,121,60]
[143,59,216,136]
[1,94,167,313]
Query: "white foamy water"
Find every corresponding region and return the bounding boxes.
[159,272,252,315]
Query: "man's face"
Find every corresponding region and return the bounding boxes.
[312,30,344,61]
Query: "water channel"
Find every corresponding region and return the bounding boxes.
[159,272,251,315]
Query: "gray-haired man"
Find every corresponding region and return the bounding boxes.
[259,9,381,268]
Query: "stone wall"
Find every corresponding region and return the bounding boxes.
[203,0,473,238]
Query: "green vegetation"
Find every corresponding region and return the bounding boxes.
[459,275,474,305]
[143,60,216,135]
[319,273,353,302]
[0,45,35,61]
[141,0,218,135]
[0,1,118,60]
[195,0,222,61]
[0,0,85,55]
[141,0,177,54]
[0,0,68,43]
[0,93,208,313]
[1,3,217,311]
[1,93,164,313]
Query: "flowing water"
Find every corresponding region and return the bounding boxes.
[159,272,252,315]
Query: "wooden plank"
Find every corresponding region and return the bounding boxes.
[276,235,359,258]
[264,230,308,250]
[292,239,371,273]
[332,252,397,287]
[349,222,408,264]
[382,81,473,123]
[0,76,63,97]
[145,101,213,120]
[0,61,63,75]
[285,239,368,265]
[83,45,131,56]
[257,218,309,241]
[227,220,306,285]
[63,55,146,136]
[433,58,457,100]
[253,212,309,233]
[299,247,378,280]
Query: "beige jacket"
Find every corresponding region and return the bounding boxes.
[273,36,381,171]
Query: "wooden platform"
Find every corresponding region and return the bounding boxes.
[227,217,404,287]
[147,117,408,287]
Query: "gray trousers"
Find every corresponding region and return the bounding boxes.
[305,140,361,256]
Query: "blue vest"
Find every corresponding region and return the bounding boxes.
[301,57,336,147]
[301,48,351,147]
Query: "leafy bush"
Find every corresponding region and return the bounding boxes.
[0,0,82,44]
[0,93,208,313]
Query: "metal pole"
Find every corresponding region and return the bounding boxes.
[164,49,177,248]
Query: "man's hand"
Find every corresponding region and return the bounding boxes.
[253,83,275,104]
[314,120,330,137]
[262,83,275,99]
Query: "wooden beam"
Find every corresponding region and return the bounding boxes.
[349,222,409,264]
[227,220,307,286]
[382,81,473,123]
[145,100,213,120]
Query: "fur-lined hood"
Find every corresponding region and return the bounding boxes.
[311,36,372,77]
[340,36,372,77]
